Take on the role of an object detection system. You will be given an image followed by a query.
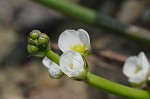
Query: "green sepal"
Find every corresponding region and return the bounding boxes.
[82,47,92,57]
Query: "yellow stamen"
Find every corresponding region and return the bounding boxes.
[69,65,73,69]
[134,67,142,74]
[71,45,86,54]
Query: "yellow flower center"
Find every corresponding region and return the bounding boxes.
[69,65,73,69]
[134,67,142,74]
[71,45,86,54]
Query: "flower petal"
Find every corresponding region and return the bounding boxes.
[129,70,147,84]
[137,52,150,71]
[73,60,84,75]
[48,62,63,78]
[60,50,74,77]
[42,57,52,68]
[123,56,138,78]
[58,29,91,56]
[58,29,82,52]
[78,29,91,49]
[60,66,74,77]
[73,52,84,70]
[60,50,86,78]
[60,50,74,66]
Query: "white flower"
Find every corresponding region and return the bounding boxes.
[59,50,87,79]
[123,52,150,85]
[58,29,91,56]
[42,57,63,78]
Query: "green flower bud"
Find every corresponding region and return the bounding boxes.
[27,30,51,57]
[38,33,49,45]
[28,38,38,46]
[27,44,38,55]
[29,30,41,40]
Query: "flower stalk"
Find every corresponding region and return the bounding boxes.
[45,50,60,65]
[87,72,150,99]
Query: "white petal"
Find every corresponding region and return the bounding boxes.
[60,51,75,77]
[123,56,138,78]
[60,50,85,77]
[58,29,82,52]
[78,29,91,49]
[74,51,84,65]
[73,52,84,70]
[48,62,63,78]
[60,50,74,67]
[73,60,84,75]
[129,70,147,84]
[42,57,52,68]
[137,52,150,70]
[60,65,74,77]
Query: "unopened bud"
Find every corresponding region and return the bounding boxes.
[38,33,49,45]
[27,30,51,57]
[27,44,38,54]
[28,38,38,46]
[29,30,41,40]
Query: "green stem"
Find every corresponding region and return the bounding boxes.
[87,72,150,99]
[45,50,60,65]
[32,0,150,45]
[45,49,150,99]
[32,0,96,25]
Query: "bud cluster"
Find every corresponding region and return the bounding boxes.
[27,30,50,57]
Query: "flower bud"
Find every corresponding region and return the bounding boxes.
[48,63,63,79]
[38,33,49,45]
[28,38,38,46]
[29,30,41,40]
[27,44,38,54]
[27,30,50,57]
[43,57,63,79]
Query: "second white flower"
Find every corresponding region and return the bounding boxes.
[123,52,150,85]
[59,50,87,79]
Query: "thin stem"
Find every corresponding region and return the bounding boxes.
[32,0,96,25]
[32,0,150,45]
[45,49,150,99]
[86,72,150,99]
[45,50,60,65]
